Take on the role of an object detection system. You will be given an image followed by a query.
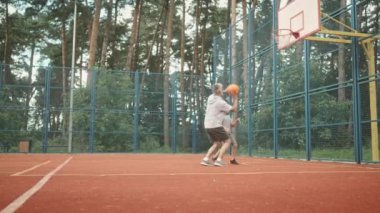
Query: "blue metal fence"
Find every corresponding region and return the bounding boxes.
[212,0,380,163]
[0,65,209,153]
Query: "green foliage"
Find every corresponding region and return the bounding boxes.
[312,148,355,161]
[77,71,135,152]
[248,41,356,152]
[140,135,165,152]
[311,94,351,125]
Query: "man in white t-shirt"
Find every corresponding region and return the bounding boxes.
[201,83,238,166]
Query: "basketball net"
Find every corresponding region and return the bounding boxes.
[274,29,300,48]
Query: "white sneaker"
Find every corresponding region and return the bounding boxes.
[214,160,225,167]
[200,159,212,166]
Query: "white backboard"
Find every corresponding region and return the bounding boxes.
[277,0,321,49]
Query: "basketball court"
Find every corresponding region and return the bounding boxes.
[1,154,380,212]
[2,0,380,212]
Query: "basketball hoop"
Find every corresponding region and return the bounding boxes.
[277,0,321,49]
[279,29,300,39]
[274,29,300,48]
[291,31,300,39]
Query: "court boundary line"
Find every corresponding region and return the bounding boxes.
[239,159,380,170]
[0,157,73,213]
[11,161,51,176]
[13,169,380,177]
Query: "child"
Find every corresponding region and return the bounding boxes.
[212,115,240,165]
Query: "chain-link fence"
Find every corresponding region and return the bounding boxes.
[0,64,211,153]
[212,0,380,163]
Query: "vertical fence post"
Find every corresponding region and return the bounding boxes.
[171,73,177,153]
[228,25,234,156]
[133,71,140,152]
[247,7,254,156]
[192,113,197,153]
[304,41,312,161]
[229,25,233,84]
[351,0,362,164]
[68,66,75,153]
[68,0,77,153]
[365,41,379,161]
[212,37,217,85]
[0,64,3,89]
[272,0,279,158]
[89,68,97,153]
[225,29,230,84]
[42,66,52,153]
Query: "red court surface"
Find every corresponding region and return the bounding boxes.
[1,154,380,213]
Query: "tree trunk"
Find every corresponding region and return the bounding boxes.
[25,42,36,130]
[109,0,119,68]
[101,0,113,69]
[3,0,9,64]
[163,0,175,149]
[180,0,188,149]
[251,1,258,107]
[139,4,165,113]
[158,28,164,73]
[143,5,165,72]
[61,18,68,136]
[189,0,200,150]
[126,0,143,72]
[338,0,347,102]
[231,0,237,83]
[3,1,13,84]
[87,0,102,87]
[231,0,237,120]
[193,0,200,75]
[226,0,231,29]
[200,0,209,115]
[80,47,83,87]
[242,0,249,115]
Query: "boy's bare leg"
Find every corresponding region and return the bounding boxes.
[229,135,239,164]
[231,143,238,160]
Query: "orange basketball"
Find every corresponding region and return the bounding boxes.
[225,84,240,96]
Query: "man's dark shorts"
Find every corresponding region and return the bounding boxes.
[205,127,229,142]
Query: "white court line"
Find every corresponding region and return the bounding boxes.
[14,170,380,177]
[11,161,51,176]
[0,157,72,213]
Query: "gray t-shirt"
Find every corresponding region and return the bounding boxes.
[204,94,232,128]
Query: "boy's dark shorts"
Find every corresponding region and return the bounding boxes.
[205,127,229,142]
